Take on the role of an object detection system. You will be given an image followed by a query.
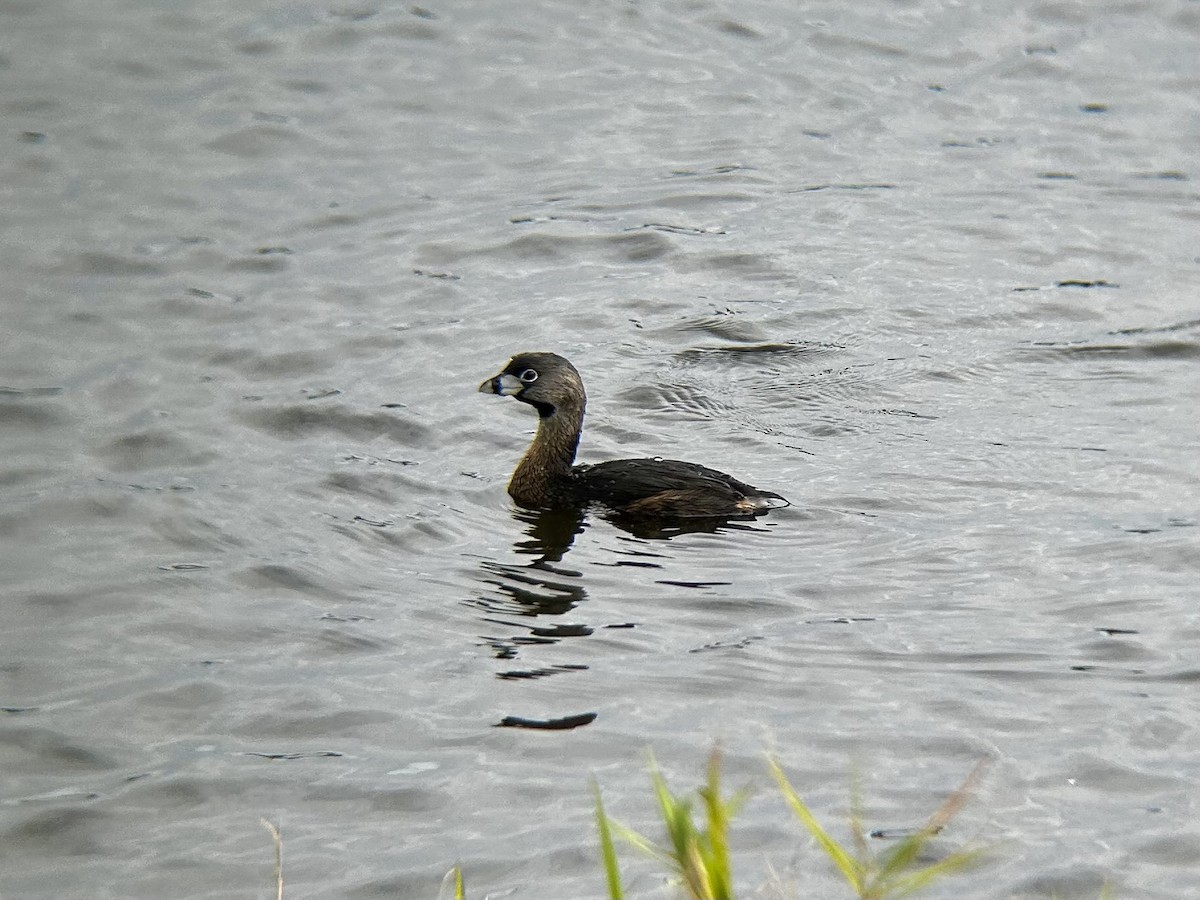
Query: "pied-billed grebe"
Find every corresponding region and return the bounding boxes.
[479,352,789,519]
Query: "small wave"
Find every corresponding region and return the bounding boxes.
[238,404,430,444]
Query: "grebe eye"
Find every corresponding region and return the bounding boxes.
[519,368,538,383]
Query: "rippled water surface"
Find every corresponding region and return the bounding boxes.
[4,2,1200,897]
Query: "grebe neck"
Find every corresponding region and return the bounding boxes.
[507,402,584,507]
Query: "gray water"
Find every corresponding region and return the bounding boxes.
[3,2,1200,898]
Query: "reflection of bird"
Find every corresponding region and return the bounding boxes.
[479,352,789,519]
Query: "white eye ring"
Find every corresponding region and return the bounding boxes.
[519,368,538,383]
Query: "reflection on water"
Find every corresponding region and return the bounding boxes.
[469,504,789,730]
[606,511,777,541]
[467,505,783,668]
[510,506,587,563]
[1018,316,1200,361]
[470,561,589,660]
[468,508,589,666]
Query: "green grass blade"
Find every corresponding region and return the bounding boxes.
[648,763,715,898]
[725,785,752,820]
[629,751,744,900]
[684,840,714,899]
[769,759,866,892]
[883,845,989,897]
[874,829,933,884]
[697,750,734,899]
[608,819,668,864]
[437,865,465,900]
[592,780,625,900]
[868,760,992,897]
[649,766,696,865]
